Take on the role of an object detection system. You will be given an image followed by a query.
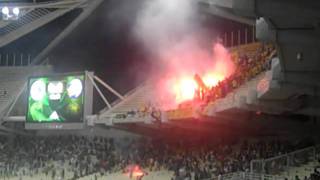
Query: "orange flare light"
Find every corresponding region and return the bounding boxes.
[155,43,234,109]
[173,77,198,103]
[171,73,225,104]
[202,73,225,87]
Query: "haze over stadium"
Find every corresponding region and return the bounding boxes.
[133,0,235,107]
[0,0,319,180]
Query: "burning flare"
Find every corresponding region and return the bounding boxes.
[160,43,234,107]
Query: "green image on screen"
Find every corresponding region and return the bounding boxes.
[27,74,85,123]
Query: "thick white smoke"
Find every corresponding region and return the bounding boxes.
[134,0,196,47]
[133,0,202,68]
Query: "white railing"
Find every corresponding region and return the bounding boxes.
[219,26,256,48]
[0,53,32,66]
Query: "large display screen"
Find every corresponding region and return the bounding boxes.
[27,74,85,123]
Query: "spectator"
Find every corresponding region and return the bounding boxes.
[0,130,311,180]
[202,43,277,105]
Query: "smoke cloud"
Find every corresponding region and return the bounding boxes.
[133,0,203,73]
[133,0,235,109]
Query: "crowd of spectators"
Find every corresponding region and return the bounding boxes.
[0,135,116,179]
[291,156,320,180]
[196,43,277,104]
[308,167,320,180]
[122,138,304,180]
[112,43,278,122]
[0,134,315,180]
[288,168,320,180]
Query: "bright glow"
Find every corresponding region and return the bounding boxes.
[49,94,61,100]
[68,102,80,113]
[173,77,198,103]
[67,79,83,99]
[30,80,46,101]
[152,43,235,109]
[203,73,225,87]
[12,7,19,16]
[125,165,145,178]
[48,81,63,94]
[133,171,144,177]
[48,81,64,100]
[49,111,59,120]
[1,7,9,15]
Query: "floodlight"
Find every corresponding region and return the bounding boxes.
[67,79,83,98]
[12,7,19,16]
[1,7,9,15]
[30,80,46,101]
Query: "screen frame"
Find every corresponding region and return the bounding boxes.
[26,72,86,124]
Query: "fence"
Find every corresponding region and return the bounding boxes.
[219,26,256,48]
[0,53,32,66]
[0,26,255,67]
[250,145,320,175]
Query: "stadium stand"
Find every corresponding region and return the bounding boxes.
[0,39,317,180]
[203,43,276,104]
[99,42,277,124]
[0,40,287,180]
[282,161,320,180]
[77,171,174,180]
[0,1,318,180]
[97,83,161,125]
[0,132,315,180]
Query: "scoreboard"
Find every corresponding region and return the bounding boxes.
[25,72,93,129]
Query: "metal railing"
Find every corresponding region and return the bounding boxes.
[219,26,256,48]
[250,145,320,175]
[0,53,32,66]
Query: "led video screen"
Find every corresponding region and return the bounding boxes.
[27,74,85,123]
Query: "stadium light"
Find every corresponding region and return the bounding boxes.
[1,7,9,15]
[12,7,19,16]
[1,6,21,20]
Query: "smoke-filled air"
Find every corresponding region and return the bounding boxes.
[133,0,235,109]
